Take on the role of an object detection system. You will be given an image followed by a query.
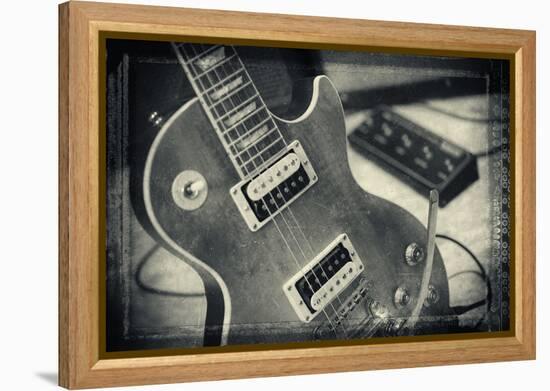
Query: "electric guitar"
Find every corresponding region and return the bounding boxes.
[133,43,454,346]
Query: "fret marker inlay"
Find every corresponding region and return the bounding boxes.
[224,102,257,127]
[236,125,271,151]
[210,76,244,101]
[195,47,226,71]
[173,42,289,180]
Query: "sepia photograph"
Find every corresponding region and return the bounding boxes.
[105,39,511,351]
[2,0,545,389]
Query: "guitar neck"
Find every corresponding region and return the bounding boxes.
[172,42,287,179]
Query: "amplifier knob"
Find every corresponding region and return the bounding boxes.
[394,286,411,308]
[405,242,425,266]
[423,284,440,307]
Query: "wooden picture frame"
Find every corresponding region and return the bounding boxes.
[59,1,536,389]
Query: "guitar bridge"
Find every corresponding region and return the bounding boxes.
[230,140,318,231]
[283,234,365,323]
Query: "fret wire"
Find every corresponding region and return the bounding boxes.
[239,135,284,163]
[241,134,287,177]
[192,44,255,139]
[173,42,247,178]
[216,94,259,122]
[200,67,240,96]
[220,106,268,134]
[193,46,239,83]
[182,44,221,65]
[183,45,249,116]
[200,69,246,96]
[206,49,272,145]
[213,84,259,119]
[216,77,279,160]
[195,48,242,136]
[210,80,253,108]
[179,44,203,78]
[232,57,288,167]
[174,43,289,180]
[191,53,237,81]
[194,50,242,93]
[234,128,280,158]
[183,44,234,79]
[179,43,203,76]
[207,79,249,109]
[207,75,253,117]
[241,146,285,178]
[239,139,285,174]
[228,117,273,147]
[233,54,286,138]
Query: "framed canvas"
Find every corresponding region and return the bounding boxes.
[58,1,536,389]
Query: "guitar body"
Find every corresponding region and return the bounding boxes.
[137,75,454,346]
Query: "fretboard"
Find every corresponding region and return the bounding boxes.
[172,42,287,179]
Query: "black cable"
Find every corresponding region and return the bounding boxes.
[448,271,487,315]
[436,234,492,325]
[451,299,487,315]
[437,234,488,279]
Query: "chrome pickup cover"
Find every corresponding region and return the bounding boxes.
[230,140,317,232]
[283,234,365,323]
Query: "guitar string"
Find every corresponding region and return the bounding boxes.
[282,207,351,334]
[181,43,372,339]
[228,45,351,337]
[176,43,345,337]
[186,43,346,337]
[203,43,354,337]
[193,43,358,338]
[189,43,348,337]
[355,317,384,339]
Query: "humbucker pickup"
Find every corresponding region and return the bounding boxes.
[230,140,318,231]
[283,234,364,323]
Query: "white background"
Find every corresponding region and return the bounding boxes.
[0,0,546,389]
